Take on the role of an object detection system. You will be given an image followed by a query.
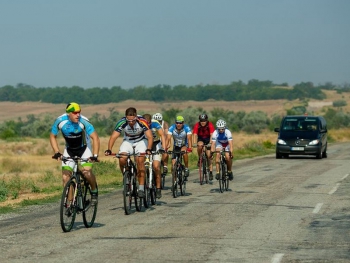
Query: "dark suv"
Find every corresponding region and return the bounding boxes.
[274,115,327,159]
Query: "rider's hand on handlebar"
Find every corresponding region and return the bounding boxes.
[209,151,214,159]
[90,156,99,162]
[104,149,112,156]
[146,149,152,155]
[52,152,62,160]
[186,147,192,153]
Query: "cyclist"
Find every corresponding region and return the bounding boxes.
[104,107,153,198]
[143,114,167,198]
[152,112,170,176]
[192,113,215,180]
[210,119,234,181]
[50,102,100,205]
[167,116,192,180]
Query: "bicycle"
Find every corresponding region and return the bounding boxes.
[160,160,167,190]
[215,150,230,193]
[194,143,211,185]
[145,150,164,206]
[168,150,187,198]
[59,156,98,232]
[114,146,144,215]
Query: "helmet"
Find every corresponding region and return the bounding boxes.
[199,114,208,121]
[176,116,185,123]
[66,102,81,113]
[152,113,163,121]
[216,119,226,128]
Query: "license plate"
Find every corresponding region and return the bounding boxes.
[291,147,304,151]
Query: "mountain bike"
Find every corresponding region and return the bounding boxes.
[216,150,230,193]
[168,150,187,198]
[194,143,211,185]
[59,156,98,232]
[114,146,144,215]
[145,153,155,206]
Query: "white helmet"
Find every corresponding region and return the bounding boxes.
[152,113,163,121]
[216,119,226,128]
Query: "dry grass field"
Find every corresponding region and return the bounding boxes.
[1,89,350,207]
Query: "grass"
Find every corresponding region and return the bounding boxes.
[0,129,349,214]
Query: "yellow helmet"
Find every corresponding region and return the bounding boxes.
[66,102,81,113]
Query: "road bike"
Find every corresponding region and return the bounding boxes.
[194,143,211,185]
[168,150,187,198]
[215,150,230,193]
[59,156,98,232]
[114,146,144,215]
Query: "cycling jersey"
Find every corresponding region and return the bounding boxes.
[151,119,163,142]
[114,115,150,142]
[211,128,233,147]
[51,114,94,151]
[168,124,192,147]
[192,121,215,139]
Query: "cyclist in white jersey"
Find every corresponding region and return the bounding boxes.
[104,107,153,198]
[210,119,234,180]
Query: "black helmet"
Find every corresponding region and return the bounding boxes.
[199,114,208,121]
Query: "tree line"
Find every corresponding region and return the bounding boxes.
[0,80,339,104]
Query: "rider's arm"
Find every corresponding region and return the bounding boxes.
[107,130,121,152]
[145,129,153,150]
[90,131,100,156]
[187,133,193,149]
[49,133,60,154]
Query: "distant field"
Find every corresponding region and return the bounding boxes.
[0,89,346,122]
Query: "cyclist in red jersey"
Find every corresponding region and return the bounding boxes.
[192,114,215,180]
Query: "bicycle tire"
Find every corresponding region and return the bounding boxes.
[202,154,208,184]
[144,169,151,208]
[219,161,224,193]
[180,167,186,196]
[222,160,227,192]
[134,176,143,212]
[82,182,98,228]
[60,178,77,232]
[150,169,157,205]
[225,173,229,191]
[199,154,203,185]
[161,172,165,189]
[123,171,132,215]
[172,165,178,198]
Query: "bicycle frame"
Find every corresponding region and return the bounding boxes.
[195,143,211,185]
[168,150,187,198]
[216,150,229,193]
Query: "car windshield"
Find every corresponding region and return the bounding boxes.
[282,117,318,131]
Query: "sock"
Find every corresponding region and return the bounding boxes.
[139,185,144,191]
[91,189,98,194]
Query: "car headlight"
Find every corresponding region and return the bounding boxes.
[277,139,287,145]
[309,139,320,145]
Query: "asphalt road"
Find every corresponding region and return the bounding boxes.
[1,142,350,263]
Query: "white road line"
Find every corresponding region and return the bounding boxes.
[271,253,284,263]
[312,203,323,214]
[328,183,340,195]
[341,174,349,181]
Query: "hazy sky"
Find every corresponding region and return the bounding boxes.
[1,0,349,89]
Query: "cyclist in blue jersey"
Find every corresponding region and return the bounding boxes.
[210,119,234,181]
[50,102,100,205]
[167,116,193,180]
[152,113,170,175]
[143,114,167,198]
[104,107,153,198]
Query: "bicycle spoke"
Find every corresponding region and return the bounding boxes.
[123,171,132,215]
[83,183,98,228]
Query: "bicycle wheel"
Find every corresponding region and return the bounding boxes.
[180,168,186,196]
[224,163,229,191]
[219,162,224,193]
[172,165,178,198]
[83,182,98,228]
[161,172,165,189]
[221,160,227,192]
[198,154,203,185]
[144,169,151,208]
[150,169,157,205]
[60,178,77,232]
[134,176,143,212]
[123,171,132,215]
[202,155,208,184]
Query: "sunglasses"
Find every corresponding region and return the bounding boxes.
[126,117,137,123]
[176,122,184,124]
[71,111,81,115]
[218,128,225,131]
